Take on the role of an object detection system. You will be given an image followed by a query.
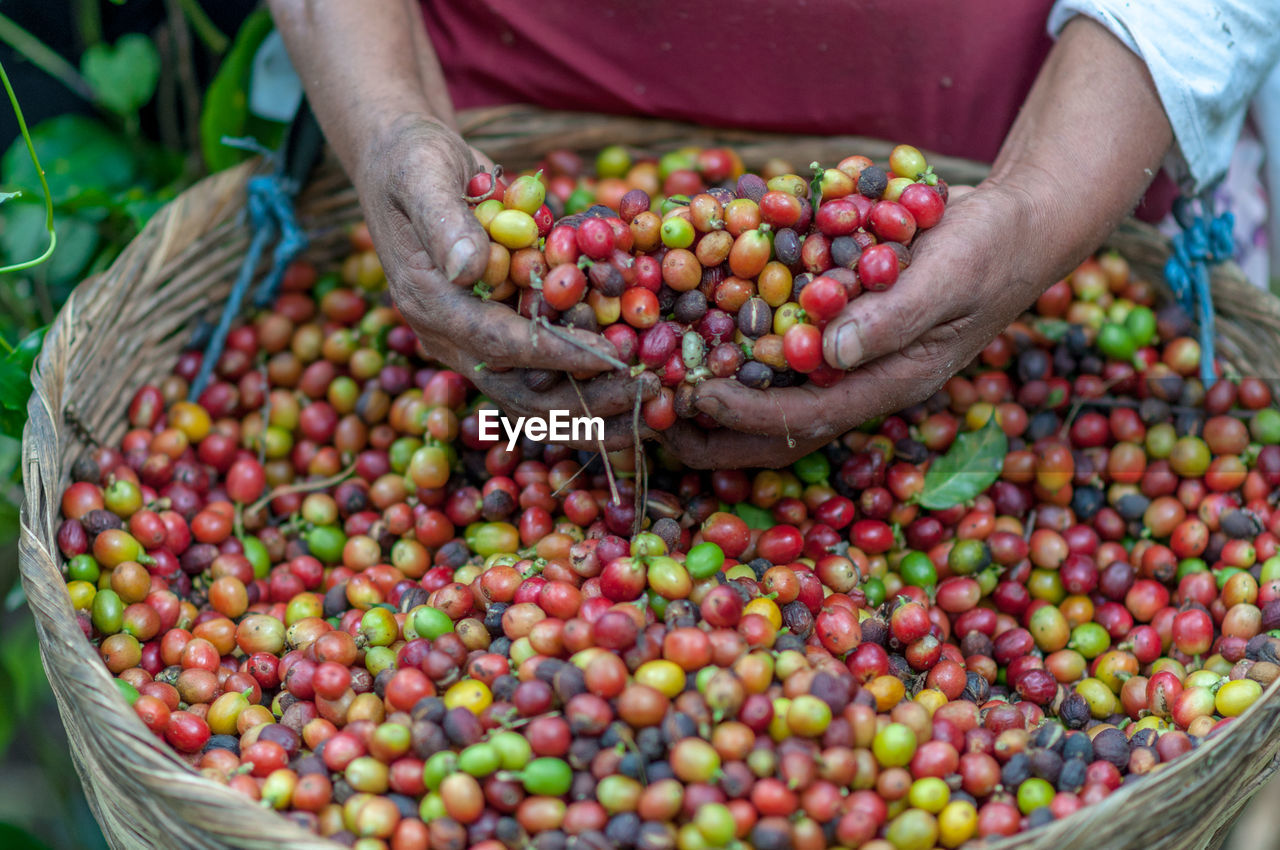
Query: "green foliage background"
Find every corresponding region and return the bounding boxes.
[0,3,273,846]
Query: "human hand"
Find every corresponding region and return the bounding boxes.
[659,14,1176,471]
[353,115,655,436]
[666,184,1048,468]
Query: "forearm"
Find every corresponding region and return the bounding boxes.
[985,16,1173,290]
[266,0,457,180]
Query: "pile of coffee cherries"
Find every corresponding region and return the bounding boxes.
[51,145,1280,850]
[464,144,947,431]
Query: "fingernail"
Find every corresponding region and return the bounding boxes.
[445,242,474,282]
[830,321,864,370]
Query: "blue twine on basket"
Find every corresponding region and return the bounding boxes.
[187,172,309,401]
[1163,192,1234,388]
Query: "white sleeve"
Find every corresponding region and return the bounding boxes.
[1048,1,1280,193]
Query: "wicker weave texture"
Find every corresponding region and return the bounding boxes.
[19,107,1280,850]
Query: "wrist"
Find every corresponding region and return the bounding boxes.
[974,15,1169,293]
[349,107,454,192]
[304,93,430,188]
[975,171,1114,299]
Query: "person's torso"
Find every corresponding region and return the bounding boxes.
[422,0,1174,219]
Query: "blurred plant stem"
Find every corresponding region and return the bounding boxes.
[175,0,228,55]
[73,0,102,50]
[0,13,94,102]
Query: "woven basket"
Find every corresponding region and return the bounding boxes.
[18,106,1280,850]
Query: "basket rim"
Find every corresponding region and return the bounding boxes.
[13,108,1280,849]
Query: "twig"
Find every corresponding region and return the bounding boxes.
[632,381,645,536]
[175,0,229,54]
[256,364,271,467]
[534,315,628,371]
[569,377,619,506]
[247,461,358,515]
[632,380,643,467]
[550,453,597,497]
[634,446,648,537]
[0,56,57,274]
[1067,395,1252,421]
[0,12,96,102]
[74,0,102,49]
[1061,373,1127,434]
[164,0,203,161]
[153,26,181,152]
[63,404,102,448]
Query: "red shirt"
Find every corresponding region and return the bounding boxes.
[422,1,1173,220]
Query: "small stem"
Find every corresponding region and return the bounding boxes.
[0,336,13,355]
[533,316,628,371]
[0,55,58,273]
[634,446,648,538]
[247,461,358,515]
[165,0,204,156]
[632,381,646,537]
[74,0,103,49]
[153,26,181,152]
[257,366,271,467]
[63,404,102,448]
[1081,395,1251,420]
[175,0,229,54]
[1060,373,1127,435]
[569,376,619,506]
[549,453,597,497]
[463,164,503,203]
[0,12,96,102]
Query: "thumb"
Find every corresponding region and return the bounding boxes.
[821,274,949,370]
[409,138,491,286]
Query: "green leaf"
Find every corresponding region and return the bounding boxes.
[0,823,53,850]
[81,33,161,116]
[8,326,46,372]
[0,359,30,407]
[732,502,774,531]
[0,406,25,440]
[0,613,42,759]
[128,143,185,193]
[47,214,99,283]
[919,417,1008,510]
[1034,319,1070,342]
[0,433,18,489]
[0,204,99,285]
[0,617,40,721]
[120,197,167,230]
[1,115,137,207]
[0,340,33,441]
[200,10,286,172]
